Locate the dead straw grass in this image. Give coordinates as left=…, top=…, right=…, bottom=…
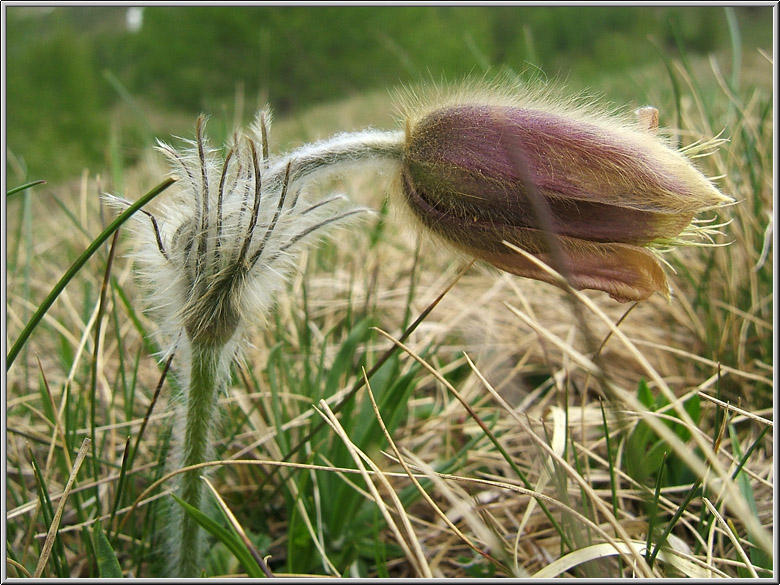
left=6, top=49, right=773, bottom=578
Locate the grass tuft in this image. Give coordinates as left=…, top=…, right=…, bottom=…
left=5, top=34, right=772, bottom=577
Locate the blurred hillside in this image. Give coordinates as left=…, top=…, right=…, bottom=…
left=4, top=5, right=773, bottom=183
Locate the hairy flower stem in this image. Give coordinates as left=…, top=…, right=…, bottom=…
left=170, top=341, right=232, bottom=577
left=265, top=130, right=405, bottom=192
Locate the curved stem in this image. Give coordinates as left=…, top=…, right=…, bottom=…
left=265, top=129, right=405, bottom=193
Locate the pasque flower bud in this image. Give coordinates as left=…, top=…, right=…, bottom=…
left=400, top=98, right=732, bottom=302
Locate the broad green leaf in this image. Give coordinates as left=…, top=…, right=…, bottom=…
left=94, top=524, right=123, bottom=578
left=170, top=494, right=264, bottom=578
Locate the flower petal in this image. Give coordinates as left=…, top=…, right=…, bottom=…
left=468, top=227, right=668, bottom=303
left=404, top=162, right=695, bottom=244
left=403, top=170, right=667, bottom=301
left=407, top=105, right=730, bottom=217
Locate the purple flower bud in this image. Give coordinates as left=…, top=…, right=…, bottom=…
left=401, top=104, right=731, bottom=302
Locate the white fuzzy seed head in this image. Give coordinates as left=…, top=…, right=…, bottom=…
left=123, top=110, right=368, bottom=352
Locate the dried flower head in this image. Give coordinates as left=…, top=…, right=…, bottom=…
left=397, top=82, right=733, bottom=301
left=114, top=111, right=367, bottom=353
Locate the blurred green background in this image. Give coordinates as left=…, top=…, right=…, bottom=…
left=5, top=5, right=773, bottom=183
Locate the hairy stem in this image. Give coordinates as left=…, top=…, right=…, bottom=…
left=169, top=341, right=229, bottom=577
left=265, top=129, right=405, bottom=193
left=162, top=129, right=406, bottom=576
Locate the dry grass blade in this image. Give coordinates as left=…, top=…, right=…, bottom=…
left=532, top=539, right=721, bottom=578
left=7, top=557, right=33, bottom=578
left=701, top=497, right=758, bottom=578
left=36, top=358, right=74, bottom=477
left=514, top=415, right=656, bottom=577
left=315, top=399, right=433, bottom=578
left=517, top=405, right=566, bottom=549
left=130, top=351, right=174, bottom=465
left=463, top=352, right=566, bottom=547
left=55, top=490, right=170, bottom=536
left=285, top=460, right=341, bottom=576
left=33, top=437, right=91, bottom=578
left=401, top=451, right=511, bottom=574
left=115, top=455, right=343, bottom=574
left=461, top=353, right=559, bottom=571
left=390, top=459, right=670, bottom=575
left=258, top=259, right=473, bottom=480
left=632, top=339, right=772, bottom=386
left=502, top=303, right=600, bottom=374
left=697, top=391, right=773, bottom=427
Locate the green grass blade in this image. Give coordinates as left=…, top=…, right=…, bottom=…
left=7, top=177, right=175, bottom=369
left=108, top=283, right=132, bottom=420
left=667, top=17, right=705, bottom=116
left=646, top=451, right=667, bottom=568
left=90, top=230, right=120, bottom=489
left=724, top=7, right=741, bottom=95
left=599, top=400, right=623, bottom=576
left=50, top=192, right=93, bottom=240
left=94, top=523, right=123, bottom=578
left=6, top=542, right=33, bottom=578
left=599, top=400, right=620, bottom=520
left=205, top=479, right=273, bottom=577
left=103, top=69, right=153, bottom=135
left=112, top=277, right=162, bottom=359
left=170, top=494, right=265, bottom=578
left=129, top=353, right=173, bottom=470
left=648, top=477, right=701, bottom=567
left=261, top=262, right=470, bottom=499
left=7, top=179, right=46, bottom=198
left=649, top=36, right=683, bottom=143
left=108, top=437, right=132, bottom=538
left=730, top=425, right=770, bottom=483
